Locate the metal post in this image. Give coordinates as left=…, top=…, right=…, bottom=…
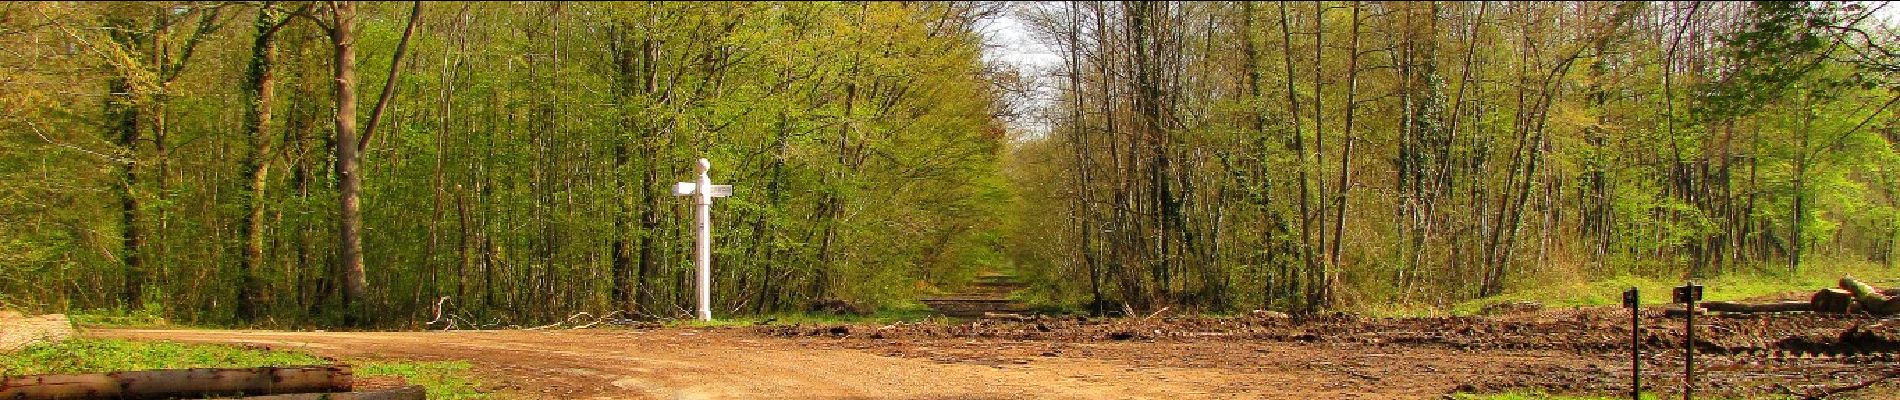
left=1624, top=287, right=1641, bottom=400
left=1683, top=293, right=1694, bottom=400
left=1673, top=282, right=1701, bottom=400
left=694, top=159, right=713, bottom=322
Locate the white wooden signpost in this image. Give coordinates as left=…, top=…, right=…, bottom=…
left=673, top=158, right=731, bottom=321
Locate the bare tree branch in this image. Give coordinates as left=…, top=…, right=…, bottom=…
left=359, top=1, right=422, bottom=152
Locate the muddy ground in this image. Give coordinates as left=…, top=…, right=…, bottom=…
left=95, top=306, right=1900, bottom=399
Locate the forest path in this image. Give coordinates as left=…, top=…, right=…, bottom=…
left=90, top=328, right=1260, bottom=399
left=920, top=271, right=1031, bottom=317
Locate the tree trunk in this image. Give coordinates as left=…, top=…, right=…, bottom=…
left=634, top=26, right=661, bottom=315
left=330, top=2, right=368, bottom=319
left=327, top=1, right=419, bottom=324
left=1278, top=2, right=1320, bottom=311
left=609, top=20, right=641, bottom=315
left=102, top=12, right=148, bottom=311
left=110, top=78, right=146, bottom=311
left=1064, top=2, right=1103, bottom=315
left=611, top=142, right=635, bottom=313
left=1329, top=1, right=1363, bottom=269
left=238, top=5, right=286, bottom=322
left=1791, top=99, right=1812, bottom=273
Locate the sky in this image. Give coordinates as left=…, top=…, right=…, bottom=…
left=983, top=5, right=1061, bottom=70
left=978, top=3, right=1060, bottom=140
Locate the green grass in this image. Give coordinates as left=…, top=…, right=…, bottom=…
left=356, top=360, right=489, bottom=400
left=0, top=339, right=491, bottom=399
left=1453, top=260, right=1897, bottom=316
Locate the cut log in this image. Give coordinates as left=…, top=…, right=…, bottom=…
left=1702, top=301, right=1814, bottom=313
left=237, top=385, right=426, bottom=400
left=1840, top=276, right=1890, bottom=304
left=1813, top=288, right=1855, bottom=313
left=1841, top=276, right=1899, bottom=315
left=0, top=365, right=350, bottom=400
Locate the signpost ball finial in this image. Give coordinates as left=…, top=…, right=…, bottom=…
left=697, top=158, right=711, bottom=172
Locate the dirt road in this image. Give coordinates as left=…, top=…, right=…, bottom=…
left=90, top=308, right=1900, bottom=399
left=92, top=328, right=1253, bottom=399
left=91, top=327, right=1566, bottom=399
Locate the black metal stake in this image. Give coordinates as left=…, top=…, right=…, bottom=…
left=1674, top=282, right=1702, bottom=400
left=1624, top=287, right=1641, bottom=400
left=1684, top=294, right=1693, bottom=400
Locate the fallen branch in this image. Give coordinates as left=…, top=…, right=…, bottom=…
left=527, top=312, right=597, bottom=330
left=427, top=296, right=453, bottom=330
left=1145, top=307, right=1171, bottom=321
left=527, top=311, right=640, bottom=330
left=572, top=310, right=629, bottom=329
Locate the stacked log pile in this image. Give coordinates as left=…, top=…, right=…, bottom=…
left=1702, top=276, right=1900, bottom=315
left=0, top=365, right=425, bottom=400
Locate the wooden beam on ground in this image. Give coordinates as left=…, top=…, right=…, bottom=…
left=0, top=365, right=350, bottom=400
left=236, top=385, right=426, bottom=400
left=1702, top=301, right=1813, bottom=313
left=1662, top=306, right=1706, bottom=318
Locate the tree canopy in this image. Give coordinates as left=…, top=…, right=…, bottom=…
left=0, top=1, right=1895, bottom=325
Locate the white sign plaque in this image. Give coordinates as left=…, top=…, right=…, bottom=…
left=673, top=182, right=732, bottom=198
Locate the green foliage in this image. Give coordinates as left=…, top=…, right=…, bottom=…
left=0, top=2, right=1011, bottom=327
left=1011, top=2, right=1900, bottom=315
left=1, top=2, right=1895, bottom=323
left=68, top=303, right=172, bottom=328
left=1696, top=1, right=1838, bottom=119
